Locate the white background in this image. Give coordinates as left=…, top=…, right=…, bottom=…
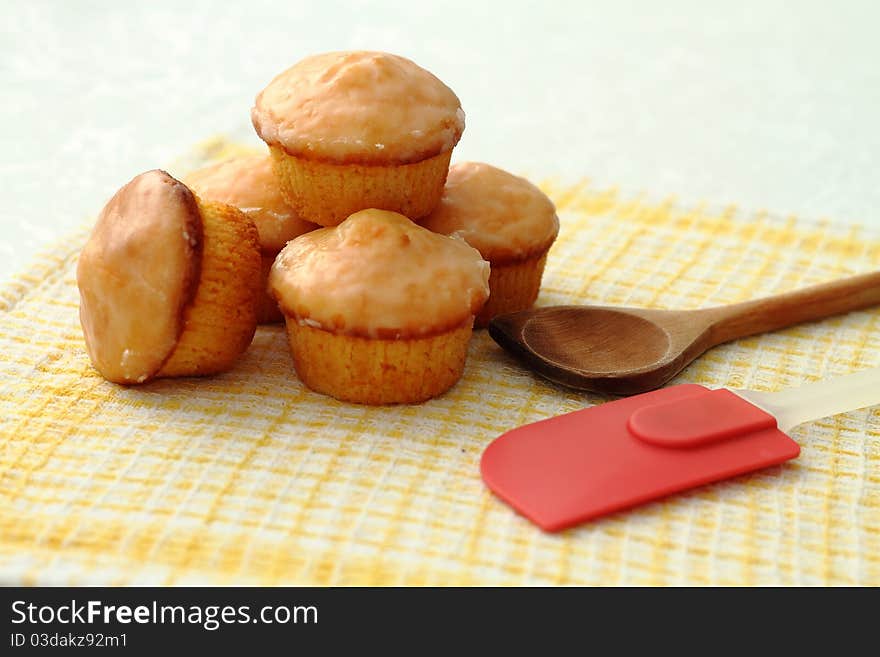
left=2, top=0, right=879, bottom=283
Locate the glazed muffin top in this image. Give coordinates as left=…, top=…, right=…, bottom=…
left=77, top=170, right=202, bottom=384
left=251, top=51, right=465, bottom=165
left=268, top=209, right=489, bottom=339
left=184, top=155, right=316, bottom=253
left=421, top=162, right=559, bottom=264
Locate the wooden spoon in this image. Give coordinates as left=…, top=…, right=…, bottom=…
left=488, top=270, right=880, bottom=395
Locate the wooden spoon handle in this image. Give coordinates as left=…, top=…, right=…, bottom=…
left=703, top=270, right=880, bottom=345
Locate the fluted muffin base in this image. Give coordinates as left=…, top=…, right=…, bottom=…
left=282, top=319, right=474, bottom=404
left=475, top=252, right=548, bottom=328
left=158, top=200, right=262, bottom=377
left=270, top=146, right=452, bottom=226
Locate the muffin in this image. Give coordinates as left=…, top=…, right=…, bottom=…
left=184, top=155, right=318, bottom=323
left=268, top=209, right=489, bottom=404
left=77, top=170, right=262, bottom=384
left=252, top=51, right=465, bottom=227
left=421, top=162, right=559, bottom=327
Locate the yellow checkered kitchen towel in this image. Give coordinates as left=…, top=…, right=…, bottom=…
left=1, top=139, right=879, bottom=585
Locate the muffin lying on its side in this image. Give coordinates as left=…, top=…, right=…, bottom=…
left=77, top=170, right=262, bottom=384
left=268, top=209, right=489, bottom=404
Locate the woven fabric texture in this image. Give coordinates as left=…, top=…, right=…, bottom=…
left=1, top=139, right=878, bottom=585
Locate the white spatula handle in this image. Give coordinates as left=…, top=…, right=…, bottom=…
left=734, top=367, right=880, bottom=432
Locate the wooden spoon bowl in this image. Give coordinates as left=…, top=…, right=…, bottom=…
left=489, top=271, right=880, bottom=395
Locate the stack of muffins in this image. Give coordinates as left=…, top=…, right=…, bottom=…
left=77, top=51, right=559, bottom=404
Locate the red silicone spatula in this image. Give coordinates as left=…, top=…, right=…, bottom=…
left=481, top=367, right=880, bottom=531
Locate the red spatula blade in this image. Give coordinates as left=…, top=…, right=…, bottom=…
left=480, top=384, right=800, bottom=531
